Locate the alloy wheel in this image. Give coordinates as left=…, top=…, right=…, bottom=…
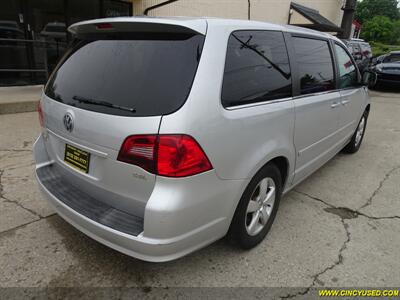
left=355, top=116, right=365, bottom=147
left=245, top=177, right=276, bottom=236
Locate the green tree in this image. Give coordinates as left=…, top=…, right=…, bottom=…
left=355, top=0, right=400, bottom=24
left=361, top=15, right=397, bottom=43
left=393, top=19, right=400, bottom=44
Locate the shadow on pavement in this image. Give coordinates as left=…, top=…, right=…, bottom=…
left=371, top=84, right=400, bottom=93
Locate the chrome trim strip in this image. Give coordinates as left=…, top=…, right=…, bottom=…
left=292, top=90, right=340, bottom=100
left=47, top=129, right=109, bottom=158
left=225, top=97, right=293, bottom=110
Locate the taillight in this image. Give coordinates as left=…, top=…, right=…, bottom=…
left=117, top=135, right=157, bottom=174
left=157, top=135, right=212, bottom=177
left=117, top=134, right=213, bottom=177
left=38, top=101, right=44, bottom=127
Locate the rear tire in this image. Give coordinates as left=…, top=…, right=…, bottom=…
left=343, top=110, right=368, bottom=154
left=229, top=163, right=282, bottom=249
left=368, top=78, right=377, bottom=90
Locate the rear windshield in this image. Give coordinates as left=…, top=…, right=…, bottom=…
left=45, top=32, right=205, bottom=116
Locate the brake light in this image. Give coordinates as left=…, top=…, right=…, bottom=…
left=117, top=134, right=213, bottom=177
left=38, top=101, right=44, bottom=127
left=96, top=23, right=113, bottom=30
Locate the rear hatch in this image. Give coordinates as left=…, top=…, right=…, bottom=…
left=41, top=18, right=206, bottom=218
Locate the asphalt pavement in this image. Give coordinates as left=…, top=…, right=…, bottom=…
left=0, top=90, right=399, bottom=298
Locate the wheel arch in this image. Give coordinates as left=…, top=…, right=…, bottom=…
left=268, top=156, right=290, bottom=188
left=230, top=154, right=290, bottom=222
left=365, top=103, right=371, bottom=115
left=227, top=155, right=289, bottom=241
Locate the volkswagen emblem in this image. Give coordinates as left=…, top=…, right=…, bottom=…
left=63, top=113, right=74, bottom=132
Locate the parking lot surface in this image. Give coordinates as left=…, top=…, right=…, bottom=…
left=0, top=90, right=399, bottom=296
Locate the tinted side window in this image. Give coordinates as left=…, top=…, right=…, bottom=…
left=221, top=31, right=292, bottom=107
left=293, top=37, right=335, bottom=95
left=384, top=54, right=400, bottom=63
left=334, top=44, right=358, bottom=89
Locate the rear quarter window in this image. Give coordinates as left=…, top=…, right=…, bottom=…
left=45, top=32, right=205, bottom=117
left=221, top=30, right=292, bottom=107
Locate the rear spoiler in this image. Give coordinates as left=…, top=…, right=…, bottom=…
left=68, top=17, right=207, bottom=37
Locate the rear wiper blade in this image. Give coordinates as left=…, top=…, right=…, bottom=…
left=72, top=95, right=136, bottom=113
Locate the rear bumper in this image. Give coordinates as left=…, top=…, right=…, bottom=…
left=34, top=134, right=247, bottom=262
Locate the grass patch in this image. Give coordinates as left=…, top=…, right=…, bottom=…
left=370, top=41, right=400, bottom=57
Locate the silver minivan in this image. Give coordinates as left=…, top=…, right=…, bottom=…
left=34, top=17, right=371, bottom=262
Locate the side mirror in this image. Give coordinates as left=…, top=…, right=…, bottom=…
left=361, top=71, right=377, bottom=88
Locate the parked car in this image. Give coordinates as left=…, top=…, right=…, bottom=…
left=37, top=22, right=67, bottom=76
left=0, top=20, right=24, bottom=39
left=343, top=38, right=372, bottom=72
left=0, top=20, right=29, bottom=83
left=34, top=17, right=372, bottom=262
left=369, top=51, right=400, bottom=88
left=40, top=22, right=67, bottom=41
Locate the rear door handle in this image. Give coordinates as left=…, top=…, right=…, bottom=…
left=341, top=99, right=350, bottom=105
left=331, top=102, right=340, bottom=108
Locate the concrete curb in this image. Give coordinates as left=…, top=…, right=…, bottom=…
left=0, top=85, right=42, bottom=115
left=0, top=100, right=39, bottom=115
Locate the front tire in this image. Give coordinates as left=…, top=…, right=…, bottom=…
left=229, top=163, right=282, bottom=249
left=343, top=110, right=368, bottom=154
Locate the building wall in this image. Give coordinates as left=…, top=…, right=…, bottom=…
left=132, top=0, right=344, bottom=26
